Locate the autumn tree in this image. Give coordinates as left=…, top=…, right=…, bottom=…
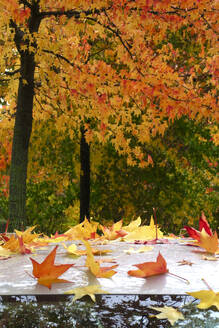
left=0, top=0, right=218, bottom=230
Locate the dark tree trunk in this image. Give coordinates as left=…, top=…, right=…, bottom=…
left=9, top=57, right=35, bottom=230
left=9, top=7, right=41, bottom=230
left=80, top=126, right=90, bottom=222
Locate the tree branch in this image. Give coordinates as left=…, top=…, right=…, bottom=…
left=39, top=6, right=111, bottom=19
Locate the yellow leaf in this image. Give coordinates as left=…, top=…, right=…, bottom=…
left=124, top=217, right=163, bottom=242
left=65, top=218, right=99, bottom=240
left=100, top=219, right=124, bottom=240
left=15, top=226, right=39, bottom=244
left=150, top=306, right=184, bottom=326
left=65, top=285, right=108, bottom=302
left=187, top=290, right=219, bottom=310
left=0, top=246, right=13, bottom=257
left=63, top=243, right=111, bottom=256
left=124, top=246, right=153, bottom=254
left=43, top=236, right=68, bottom=243
left=196, top=230, right=219, bottom=254
left=83, top=240, right=117, bottom=278
left=123, top=217, right=142, bottom=232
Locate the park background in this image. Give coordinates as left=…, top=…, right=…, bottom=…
left=0, top=0, right=218, bottom=235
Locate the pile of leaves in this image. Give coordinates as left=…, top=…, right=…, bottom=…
left=0, top=213, right=218, bottom=326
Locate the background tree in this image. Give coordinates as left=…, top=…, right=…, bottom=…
left=0, top=0, right=218, bottom=230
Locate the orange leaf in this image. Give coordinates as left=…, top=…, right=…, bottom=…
left=128, top=252, right=168, bottom=278
left=30, top=245, right=74, bottom=289
left=2, top=234, right=31, bottom=254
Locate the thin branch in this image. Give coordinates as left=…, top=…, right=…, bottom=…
left=43, top=49, right=75, bottom=68
left=39, top=6, right=111, bottom=19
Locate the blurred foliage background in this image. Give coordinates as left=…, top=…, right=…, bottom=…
left=0, top=116, right=218, bottom=235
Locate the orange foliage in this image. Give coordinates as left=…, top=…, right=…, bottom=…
left=0, top=0, right=218, bottom=166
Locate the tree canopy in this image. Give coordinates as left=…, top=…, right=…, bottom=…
left=0, top=0, right=218, bottom=228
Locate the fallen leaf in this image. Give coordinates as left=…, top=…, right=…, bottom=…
left=2, top=235, right=32, bottom=254
left=128, top=252, right=168, bottom=278
left=100, top=219, right=125, bottom=240
left=196, top=230, right=219, bottom=254
left=30, top=245, right=74, bottom=289
left=124, top=217, right=164, bottom=242
left=96, top=257, right=117, bottom=264
left=0, top=246, right=13, bottom=257
left=65, top=285, right=108, bottom=302
left=123, top=217, right=142, bottom=232
left=65, top=218, right=99, bottom=240
left=187, top=290, right=219, bottom=310
left=63, top=243, right=111, bottom=256
left=83, top=240, right=118, bottom=278
left=42, top=236, right=68, bottom=243
left=15, top=226, right=39, bottom=244
left=149, top=306, right=184, bottom=326
left=184, top=212, right=213, bottom=242
left=124, top=246, right=153, bottom=254
left=202, top=255, right=218, bottom=261
left=177, top=259, right=193, bottom=266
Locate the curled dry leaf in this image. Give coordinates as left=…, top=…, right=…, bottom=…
left=177, top=259, right=193, bottom=266
left=128, top=252, right=168, bottom=278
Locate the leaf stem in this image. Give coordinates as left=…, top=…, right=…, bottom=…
left=168, top=272, right=190, bottom=284
left=201, top=278, right=213, bottom=290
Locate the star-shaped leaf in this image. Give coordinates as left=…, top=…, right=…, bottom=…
left=150, top=306, right=184, bottom=326
left=187, top=290, right=219, bottom=310
left=65, top=285, right=108, bottom=302
left=196, top=230, right=219, bottom=254
left=30, top=245, right=74, bottom=289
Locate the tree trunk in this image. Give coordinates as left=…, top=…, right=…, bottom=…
left=9, top=56, right=35, bottom=230
left=80, top=127, right=90, bottom=222
left=9, top=9, right=41, bottom=230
